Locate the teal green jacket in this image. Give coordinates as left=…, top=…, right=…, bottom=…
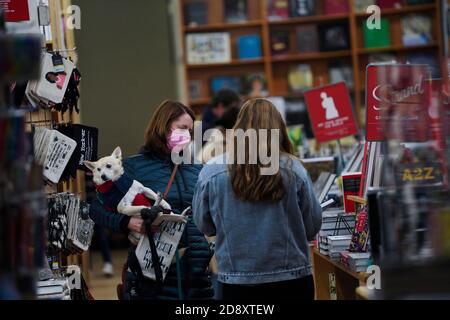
left=89, top=149, right=213, bottom=300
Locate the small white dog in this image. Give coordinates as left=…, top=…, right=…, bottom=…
left=84, top=147, right=171, bottom=244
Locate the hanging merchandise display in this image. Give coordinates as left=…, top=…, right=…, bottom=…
left=33, top=127, right=77, bottom=184
left=47, top=193, right=94, bottom=253
left=25, top=52, right=82, bottom=113
left=33, top=123, right=98, bottom=184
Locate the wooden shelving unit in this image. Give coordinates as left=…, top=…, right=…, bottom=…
left=179, top=0, right=445, bottom=126
left=312, top=248, right=369, bottom=300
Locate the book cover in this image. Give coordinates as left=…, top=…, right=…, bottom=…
left=401, top=14, right=432, bottom=46
left=349, top=205, right=370, bottom=252
left=268, top=0, right=289, bottom=20
left=289, top=0, right=316, bottom=17
left=237, top=35, right=262, bottom=59
left=318, top=23, right=350, bottom=51
left=377, top=0, right=401, bottom=8
left=342, top=172, right=362, bottom=214
left=224, top=0, right=248, bottom=23
left=329, top=63, right=354, bottom=89
left=186, top=33, right=231, bottom=64
left=188, top=80, right=202, bottom=100
left=243, top=73, right=268, bottom=98
left=301, top=157, right=336, bottom=182
left=183, top=2, right=208, bottom=27
left=406, top=0, right=434, bottom=4
left=353, top=0, right=375, bottom=13
left=363, top=17, right=391, bottom=48
left=296, top=24, right=319, bottom=54
left=314, top=172, right=337, bottom=204
left=323, top=0, right=349, bottom=15
left=288, top=64, right=313, bottom=92
left=271, top=31, right=290, bottom=55
left=210, top=76, right=242, bottom=95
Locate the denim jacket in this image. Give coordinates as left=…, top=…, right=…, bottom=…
left=192, top=154, right=322, bottom=285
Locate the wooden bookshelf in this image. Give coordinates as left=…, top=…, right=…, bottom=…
left=179, top=0, right=445, bottom=127
left=312, top=248, right=369, bottom=300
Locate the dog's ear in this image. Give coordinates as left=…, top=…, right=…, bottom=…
left=84, top=160, right=96, bottom=172
left=112, top=146, right=122, bottom=159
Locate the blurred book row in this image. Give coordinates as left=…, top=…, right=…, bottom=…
left=184, top=0, right=435, bottom=26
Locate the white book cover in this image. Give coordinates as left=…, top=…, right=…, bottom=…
left=186, top=33, right=231, bottom=64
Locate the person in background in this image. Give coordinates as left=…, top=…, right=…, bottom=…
left=202, top=89, right=241, bottom=136
left=89, top=101, right=213, bottom=300
left=85, top=173, right=114, bottom=277
left=193, top=99, right=322, bottom=300
left=201, top=105, right=240, bottom=164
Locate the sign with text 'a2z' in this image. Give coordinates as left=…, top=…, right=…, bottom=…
left=304, top=82, right=359, bottom=143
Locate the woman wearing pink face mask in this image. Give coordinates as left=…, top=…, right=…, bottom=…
left=89, top=100, right=214, bottom=300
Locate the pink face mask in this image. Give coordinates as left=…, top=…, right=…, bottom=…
left=167, top=128, right=191, bottom=152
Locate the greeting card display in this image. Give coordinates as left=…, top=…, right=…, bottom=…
left=304, top=82, right=358, bottom=143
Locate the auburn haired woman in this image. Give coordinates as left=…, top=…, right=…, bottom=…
left=193, top=99, right=322, bottom=300
left=89, top=100, right=213, bottom=300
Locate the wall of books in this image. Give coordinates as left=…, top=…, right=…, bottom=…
left=180, top=0, right=444, bottom=128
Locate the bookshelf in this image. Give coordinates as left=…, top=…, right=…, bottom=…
left=179, top=0, right=446, bottom=125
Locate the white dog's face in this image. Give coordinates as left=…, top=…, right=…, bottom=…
left=84, top=147, right=124, bottom=185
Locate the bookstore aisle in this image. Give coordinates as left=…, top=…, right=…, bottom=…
left=1, top=0, right=450, bottom=303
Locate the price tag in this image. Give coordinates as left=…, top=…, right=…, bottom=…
left=52, top=53, right=65, bottom=73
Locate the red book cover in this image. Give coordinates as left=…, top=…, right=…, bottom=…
left=268, top=0, right=289, bottom=20
left=0, top=0, right=30, bottom=22
left=323, top=0, right=349, bottom=15
left=342, top=172, right=362, bottom=214
left=377, top=0, right=401, bottom=9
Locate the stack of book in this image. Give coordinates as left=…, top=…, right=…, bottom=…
left=318, top=209, right=356, bottom=258
left=36, top=279, right=71, bottom=300
left=327, top=235, right=353, bottom=261
left=340, top=252, right=371, bottom=273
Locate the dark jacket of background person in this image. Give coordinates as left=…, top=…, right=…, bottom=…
left=89, top=148, right=214, bottom=300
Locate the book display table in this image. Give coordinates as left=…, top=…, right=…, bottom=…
left=312, top=248, right=369, bottom=300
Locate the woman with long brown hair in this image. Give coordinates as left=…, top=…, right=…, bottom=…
left=193, top=99, right=322, bottom=300
left=89, top=100, right=214, bottom=300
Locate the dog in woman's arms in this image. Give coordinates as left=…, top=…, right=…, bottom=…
left=84, top=146, right=176, bottom=245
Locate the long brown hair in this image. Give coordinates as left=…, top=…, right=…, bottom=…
left=144, top=100, right=195, bottom=155
left=229, top=99, right=294, bottom=202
